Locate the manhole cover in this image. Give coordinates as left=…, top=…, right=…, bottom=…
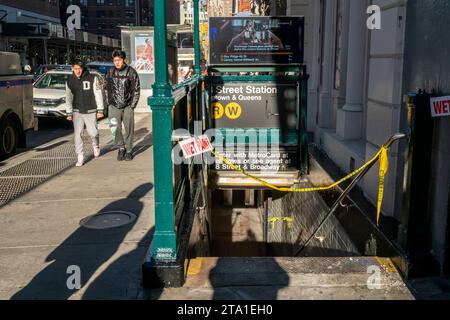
left=80, top=211, right=137, bottom=229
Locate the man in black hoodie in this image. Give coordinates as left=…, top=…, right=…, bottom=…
left=105, top=50, right=141, bottom=161
left=66, top=59, right=104, bottom=167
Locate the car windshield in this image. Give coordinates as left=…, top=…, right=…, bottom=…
left=87, top=65, right=112, bottom=76
left=33, top=74, right=69, bottom=90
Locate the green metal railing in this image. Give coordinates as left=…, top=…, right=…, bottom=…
left=146, top=0, right=203, bottom=267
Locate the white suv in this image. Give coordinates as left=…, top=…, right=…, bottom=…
left=33, top=69, right=105, bottom=118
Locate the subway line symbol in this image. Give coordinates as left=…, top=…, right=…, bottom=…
left=225, top=102, right=242, bottom=119
left=212, top=102, right=224, bottom=119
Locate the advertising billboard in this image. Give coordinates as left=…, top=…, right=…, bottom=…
left=133, top=36, right=154, bottom=74
left=209, top=16, right=304, bottom=65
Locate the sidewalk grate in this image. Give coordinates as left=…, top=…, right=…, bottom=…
left=0, top=158, right=77, bottom=177
left=0, top=177, right=47, bottom=204
left=0, top=137, right=95, bottom=207
left=35, top=144, right=79, bottom=159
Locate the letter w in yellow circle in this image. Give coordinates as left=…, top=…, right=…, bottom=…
left=225, top=102, right=242, bottom=119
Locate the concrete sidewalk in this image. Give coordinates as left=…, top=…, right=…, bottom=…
left=0, top=114, right=154, bottom=300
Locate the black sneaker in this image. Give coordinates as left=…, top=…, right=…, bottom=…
left=124, top=152, right=134, bottom=161
left=117, top=148, right=126, bottom=161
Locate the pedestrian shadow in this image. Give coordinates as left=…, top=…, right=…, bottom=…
left=82, top=227, right=155, bottom=300
left=209, top=255, right=290, bottom=300
left=11, top=183, right=153, bottom=300
left=132, top=133, right=153, bottom=158
left=100, top=130, right=153, bottom=159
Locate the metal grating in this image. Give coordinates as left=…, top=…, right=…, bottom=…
left=0, top=135, right=96, bottom=207
left=0, top=158, right=76, bottom=177
left=0, top=177, right=47, bottom=204
left=35, top=144, right=78, bottom=159
left=267, top=181, right=360, bottom=257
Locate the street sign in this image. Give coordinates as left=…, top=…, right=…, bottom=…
left=430, top=96, right=450, bottom=118
left=179, top=135, right=213, bottom=159
left=211, top=83, right=297, bottom=128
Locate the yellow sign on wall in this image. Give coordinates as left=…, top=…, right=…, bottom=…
left=225, top=102, right=242, bottom=119
left=212, top=102, right=224, bottom=119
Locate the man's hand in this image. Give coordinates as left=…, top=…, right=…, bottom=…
left=67, top=115, right=73, bottom=122
left=97, top=112, right=104, bottom=120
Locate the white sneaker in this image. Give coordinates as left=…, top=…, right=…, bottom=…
left=75, top=155, right=84, bottom=167
left=93, top=146, right=101, bottom=158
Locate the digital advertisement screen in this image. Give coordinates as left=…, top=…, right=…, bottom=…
left=209, top=16, right=304, bottom=65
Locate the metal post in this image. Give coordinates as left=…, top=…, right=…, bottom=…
left=397, top=94, right=416, bottom=250
left=397, top=92, right=438, bottom=277
left=193, top=0, right=201, bottom=75
left=43, top=39, right=48, bottom=64
left=148, top=0, right=177, bottom=263
left=300, top=66, right=309, bottom=175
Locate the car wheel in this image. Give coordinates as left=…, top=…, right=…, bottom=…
left=0, top=118, right=19, bottom=160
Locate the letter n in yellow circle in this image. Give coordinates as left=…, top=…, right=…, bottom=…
left=225, top=102, right=242, bottom=119
left=212, top=102, right=224, bottom=119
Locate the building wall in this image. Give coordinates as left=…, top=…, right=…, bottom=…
left=0, top=0, right=60, bottom=24
left=288, top=0, right=408, bottom=220
left=287, top=0, right=450, bottom=271
left=362, top=0, right=407, bottom=220
left=0, top=0, right=60, bottom=19
left=208, top=0, right=233, bottom=17
left=58, top=0, right=178, bottom=39
left=180, top=0, right=208, bottom=25
left=286, top=0, right=319, bottom=132
left=59, top=0, right=138, bottom=39
left=401, top=0, right=450, bottom=271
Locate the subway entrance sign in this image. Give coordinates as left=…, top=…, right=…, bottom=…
left=211, top=83, right=297, bottom=129
left=206, top=16, right=308, bottom=182
left=210, top=82, right=300, bottom=172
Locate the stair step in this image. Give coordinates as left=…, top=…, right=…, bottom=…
left=174, top=257, right=412, bottom=299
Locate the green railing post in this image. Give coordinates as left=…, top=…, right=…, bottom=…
left=193, top=0, right=201, bottom=75
left=148, top=0, right=177, bottom=263
left=300, top=66, right=310, bottom=175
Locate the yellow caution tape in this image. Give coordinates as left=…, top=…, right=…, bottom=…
left=210, top=146, right=389, bottom=226
left=377, top=147, right=389, bottom=225
left=268, top=217, right=294, bottom=229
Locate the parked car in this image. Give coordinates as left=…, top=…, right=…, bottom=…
left=86, top=61, right=114, bottom=77
left=0, top=52, right=34, bottom=160
left=33, top=69, right=107, bottom=119
left=33, top=64, right=71, bottom=82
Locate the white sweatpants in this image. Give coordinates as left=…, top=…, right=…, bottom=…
left=73, top=112, right=99, bottom=157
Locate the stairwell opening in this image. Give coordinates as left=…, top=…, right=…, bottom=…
left=207, top=185, right=361, bottom=258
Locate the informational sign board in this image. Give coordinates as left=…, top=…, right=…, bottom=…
left=211, top=83, right=298, bottom=129
left=213, top=146, right=299, bottom=172
left=430, top=96, right=450, bottom=118
left=210, top=82, right=299, bottom=172
left=209, top=16, right=304, bottom=65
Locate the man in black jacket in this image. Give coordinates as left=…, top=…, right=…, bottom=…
left=106, top=50, right=141, bottom=161
left=66, top=59, right=104, bottom=167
